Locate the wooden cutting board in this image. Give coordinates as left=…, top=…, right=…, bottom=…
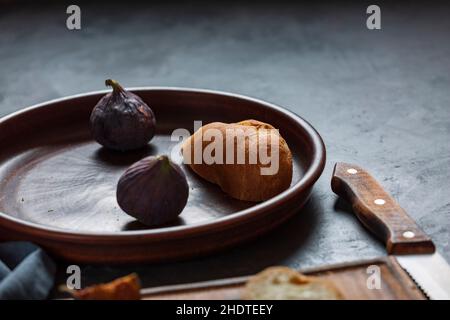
left=141, top=257, right=425, bottom=300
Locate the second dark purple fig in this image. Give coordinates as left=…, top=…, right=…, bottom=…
left=90, top=79, right=156, bottom=151
left=116, top=155, right=189, bottom=227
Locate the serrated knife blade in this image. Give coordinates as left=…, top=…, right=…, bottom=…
left=332, top=162, right=450, bottom=300
left=396, top=252, right=450, bottom=299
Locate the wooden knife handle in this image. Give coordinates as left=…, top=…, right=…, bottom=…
left=331, top=162, right=435, bottom=255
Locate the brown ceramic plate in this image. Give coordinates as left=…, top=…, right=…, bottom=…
left=0, top=88, right=325, bottom=264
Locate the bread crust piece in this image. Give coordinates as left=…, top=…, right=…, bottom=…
left=243, top=266, right=344, bottom=300
left=72, top=273, right=141, bottom=300
left=182, top=120, right=293, bottom=202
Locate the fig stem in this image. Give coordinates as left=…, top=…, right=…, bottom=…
left=105, top=79, right=124, bottom=93
left=158, top=155, right=171, bottom=171
left=158, top=155, right=169, bottom=163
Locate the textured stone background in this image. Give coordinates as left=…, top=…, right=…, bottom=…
left=1, top=1, right=449, bottom=294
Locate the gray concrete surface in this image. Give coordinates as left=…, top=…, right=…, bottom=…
left=1, top=1, right=449, bottom=294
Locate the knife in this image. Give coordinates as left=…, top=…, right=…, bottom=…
left=331, top=162, right=450, bottom=300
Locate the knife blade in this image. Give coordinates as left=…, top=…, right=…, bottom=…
left=331, top=162, right=450, bottom=300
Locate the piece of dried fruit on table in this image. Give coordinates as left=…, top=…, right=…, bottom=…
left=182, top=119, right=293, bottom=202
left=116, top=155, right=189, bottom=226
left=242, top=266, right=343, bottom=300
left=90, top=79, right=156, bottom=151
left=72, top=273, right=141, bottom=300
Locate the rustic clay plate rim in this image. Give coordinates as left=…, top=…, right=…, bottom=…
left=0, top=87, right=326, bottom=242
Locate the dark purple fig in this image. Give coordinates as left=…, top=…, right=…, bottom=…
left=90, top=79, right=156, bottom=151
left=116, top=155, right=189, bottom=226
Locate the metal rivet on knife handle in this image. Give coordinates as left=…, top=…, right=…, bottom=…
left=331, top=162, right=435, bottom=255
left=403, top=231, right=415, bottom=239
